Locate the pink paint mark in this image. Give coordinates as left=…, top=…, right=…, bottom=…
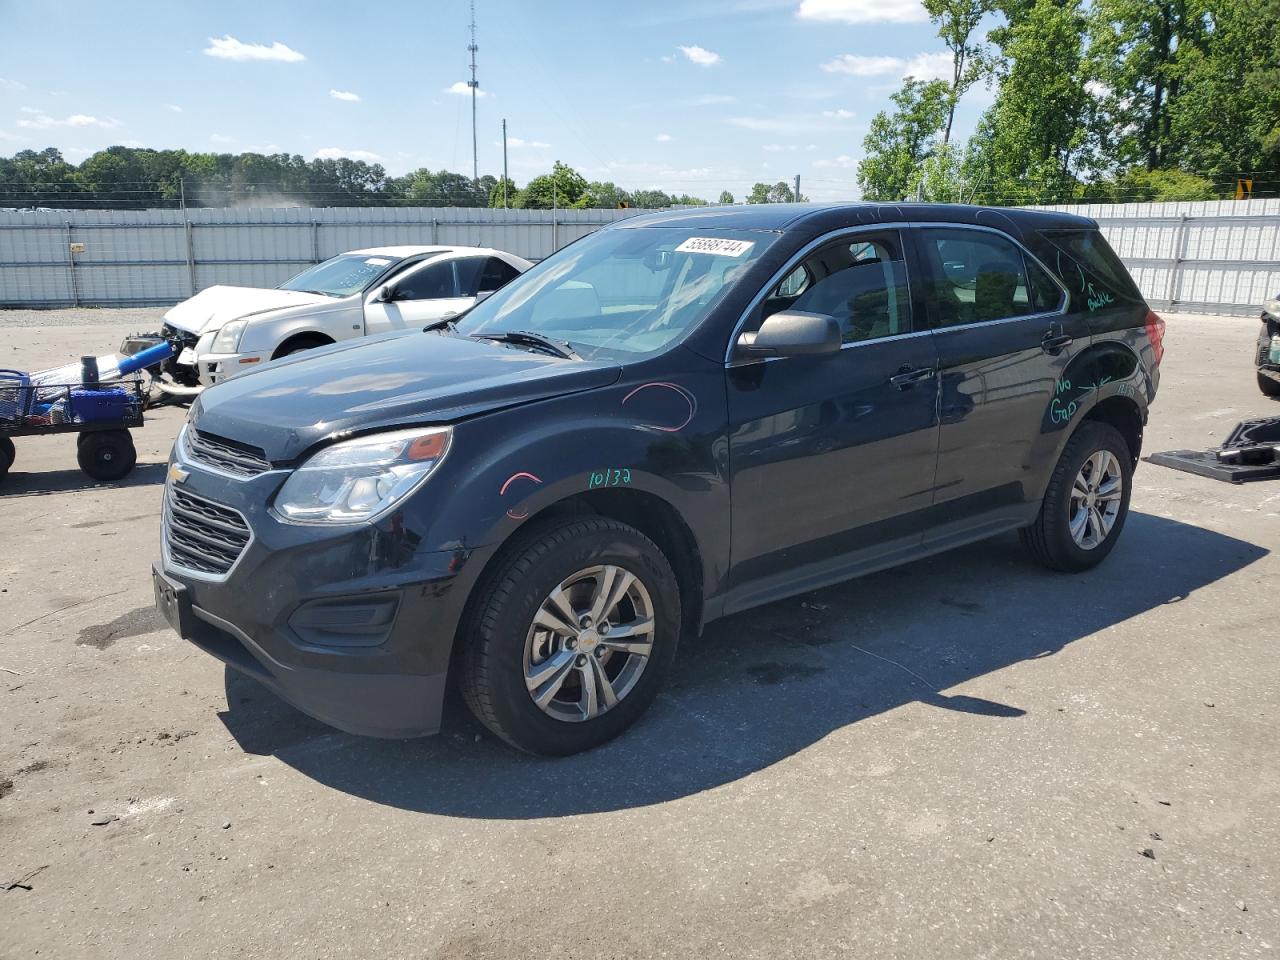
left=500, top=471, right=542, bottom=496
left=500, top=471, right=543, bottom=521
left=621, top=381, right=697, bottom=433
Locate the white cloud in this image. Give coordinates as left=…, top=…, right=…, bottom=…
left=806, top=143, right=818, bottom=151
left=655, top=133, right=672, bottom=142
left=730, top=112, right=855, bottom=134
left=814, top=154, right=858, bottom=168
left=763, top=143, right=787, bottom=152
left=165, top=104, right=183, bottom=113
left=0, top=78, right=24, bottom=91
left=822, top=108, right=855, bottom=119
left=903, top=52, right=953, bottom=81
left=445, top=81, right=488, bottom=97
left=797, top=0, right=927, bottom=23
left=820, top=51, right=952, bottom=81
left=329, top=89, right=360, bottom=102
left=687, top=93, right=737, bottom=106
left=506, top=136, right=551, bottom=149
left=119, top=139, right=145, bottom=148
left=678, top=44, right=722, bottom=66
left=209, top=133, right=236, bottom=144
left=203, top=35, right=306, bottom=63
left=17, top=108, right=120, bottom=129
left=821, top=54, right=904, bottom=76
left=315, top=147, right=382, bottom=162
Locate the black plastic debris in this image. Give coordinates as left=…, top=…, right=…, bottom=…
left=1148, top=416, right=1280, bottom=483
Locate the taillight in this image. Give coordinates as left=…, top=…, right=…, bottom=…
left=1145, top=309, right=1165, bottom=365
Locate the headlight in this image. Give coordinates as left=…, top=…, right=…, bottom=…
left=211, top=320, right=248, bottom=353
left=274, top=427, right=451, bottom=524
left=1264, top=297, right=1280, bottom=318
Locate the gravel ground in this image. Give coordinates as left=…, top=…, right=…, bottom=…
left=0, top=306, right=170, bottom=330
left=1, top=313, right=1278, bottom=960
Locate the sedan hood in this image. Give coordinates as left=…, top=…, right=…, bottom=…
left=164, top=285, right=334, bottom=335
left=192, top=332, right=622, bottom=461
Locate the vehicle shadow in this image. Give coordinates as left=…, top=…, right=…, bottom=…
left=0, top=461, right=167, bottom=498
left=218, top=511, right=1266, bottom=818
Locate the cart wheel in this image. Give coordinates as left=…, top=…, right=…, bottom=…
left=0, top=435, right=14, bottom=478
left=77, top=430, right=136, bottom=482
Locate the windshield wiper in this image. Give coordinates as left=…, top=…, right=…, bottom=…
left=470, top=330, right=581, bottom=360
left=422, top=317, right=458, bottom=334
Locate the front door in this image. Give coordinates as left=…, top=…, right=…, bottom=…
left=912, top=225, right=1081, bottom=541
left=363, top=258, right=476, bottom=334
left=725, top=229, right=941, bottom=607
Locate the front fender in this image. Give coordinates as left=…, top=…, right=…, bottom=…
left=393, top=359, right=731, bottom=608
left=237, top=303, right=362, bottom=355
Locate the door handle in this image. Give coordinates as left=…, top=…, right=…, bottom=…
left=889, top=365, right=937, bottom=389
left=1041, top=331, right=1073, bottom=354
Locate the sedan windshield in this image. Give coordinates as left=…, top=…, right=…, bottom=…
left=454, top=227, right=777, bottom=359
left=279, top=253, right=403, bottom=298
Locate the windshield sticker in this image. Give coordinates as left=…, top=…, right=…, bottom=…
left=674, top=237, right=755, bottom=257
left=364, top=257, right=392, bottom=266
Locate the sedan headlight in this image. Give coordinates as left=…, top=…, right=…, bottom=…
left=274, top=427, right=452, bottom=524
left=211, top=319, right=249, bottom=353
left=1264, top=296, right=1280, bottom=318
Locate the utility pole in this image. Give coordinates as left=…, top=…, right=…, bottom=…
left=794, top=174, right=801, bottom=203
left=467, top=0, right=479, bottom=185
left=502, top=118, right=509, bottom=208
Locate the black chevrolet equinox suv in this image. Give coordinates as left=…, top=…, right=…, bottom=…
left=154, top=203, right=1164, bottom=755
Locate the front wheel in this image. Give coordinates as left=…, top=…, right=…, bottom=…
left=0, top=435, right=14, bottom=478
left=459, top=516, right=681, bottom=755
left=1020, top=422, right=1133, bottom=572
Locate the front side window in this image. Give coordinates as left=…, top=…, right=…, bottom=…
left=758, top=232, right=912, bottom=344
left=394, top=259, right=456, bottom=301
left=455, top=227, right=777, bottom=359
left=921, top=228, right=1051, bottom=327
left=279, top=253, right=402, bottom=298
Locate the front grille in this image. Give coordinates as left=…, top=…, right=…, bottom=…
left=162, top=323, right=199, bottom=349
left=185, top=428, right=271, bottom=478
left=164, top=487, right=251, bottom=576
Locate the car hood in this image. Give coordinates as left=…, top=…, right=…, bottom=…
left=192, top=331, right=623, bottom=461
left=164, top=285, right=335, bottom=335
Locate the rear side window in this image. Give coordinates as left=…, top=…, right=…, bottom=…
left=761, top=232, right=912, bottom=344
left=919, top=228, right=1056, bottom=327
left=1041, top=230, right=1142, bottom=305
left=479, top=257, right=521, bottom=292
left=394, top=260, right=456, bottom=300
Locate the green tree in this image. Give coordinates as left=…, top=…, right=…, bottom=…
left=745, top=182, right=771, bottom=204
left=923, top=0, right=995, bottom=143
left=857, top=79, right=951, bottom=201
left=515, top=161, right=589, bottom=208
left=718, top=190, right=734, bottom=204
left=488, top=175, right=519, bottom=207
left=584, top=180, right=632, bottom=207
left=965, top=0, right=1091, bottom=204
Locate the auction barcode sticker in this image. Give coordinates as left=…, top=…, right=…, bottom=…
left=674, top=237, right=755, bottom=257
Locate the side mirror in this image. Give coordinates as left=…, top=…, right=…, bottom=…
left=376, top=284, right=394, bottom=303
left=737, top=310, right=841, bottom=358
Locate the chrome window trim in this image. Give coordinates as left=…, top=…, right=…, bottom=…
left=723, top=219, right=1071, bottom=365
left=161, top=485, right=255, bottom=583
left=724, top=222, right=916, bottom=365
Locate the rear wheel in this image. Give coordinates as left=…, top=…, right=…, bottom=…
left=1021, top=422, right=1133, bottom=572
left=76, top=429, right=136, bottom=482
left=459, top=516, right=681, bottom=755
left=0, top=435, right=14, bottom=478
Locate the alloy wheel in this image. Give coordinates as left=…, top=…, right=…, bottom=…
left=523, top=564, right=655, bottom=723
left=1069, top=450, right=1123, bottom=550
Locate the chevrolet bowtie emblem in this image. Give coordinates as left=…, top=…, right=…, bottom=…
left=168, top=463, right=190, bottom=485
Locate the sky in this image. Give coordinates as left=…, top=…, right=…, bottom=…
left=0, top=0, right=998, bottom=202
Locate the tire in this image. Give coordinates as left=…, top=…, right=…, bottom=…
left=459, top=516, right=681, bottom=756
left=1020, top=421, right=1133, bottom=573
left=76, top=429, right=137, bottom=482
left=1259, top=371, right=1280, bottom=399
left=0, top=435, right=14, bottom=478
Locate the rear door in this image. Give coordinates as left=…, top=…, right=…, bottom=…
left=363, top=258, right=474, bottom=334
left=725, top=228, right=942, bottom=602
left=913, top=225, right=1078, bottom=541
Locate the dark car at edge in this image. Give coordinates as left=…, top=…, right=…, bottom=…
left=153, top=202, right=1165, bottom=755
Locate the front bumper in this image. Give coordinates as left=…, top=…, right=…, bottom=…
left=193, top=349, right=270, bottom=388
left=154, top=457, right=479, bottom=738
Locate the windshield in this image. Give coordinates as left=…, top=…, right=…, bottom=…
left=454, top=227, right=777, bottom=359
left=279, top=253, right=403, bottom=298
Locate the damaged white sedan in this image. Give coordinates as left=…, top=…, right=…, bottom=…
left=128, top=245, right=530, bottom=395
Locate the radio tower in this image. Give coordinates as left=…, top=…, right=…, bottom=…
left=467, top=1, right=479, bottom=185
